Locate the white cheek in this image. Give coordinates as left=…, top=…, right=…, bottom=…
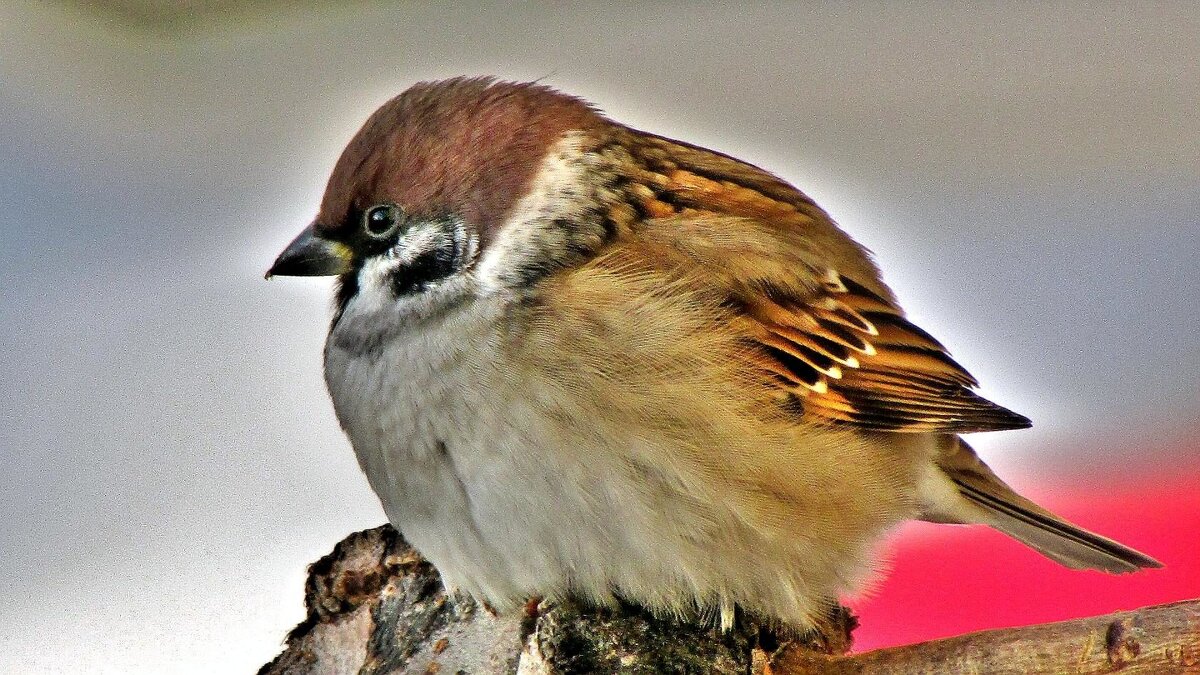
left=354, top=256, right=401, bottom=309
left=354, top=226, right=444, bottom=300
left=394, top=227, right=444, bottom=262
left=345, top=244, right=481, bottom=329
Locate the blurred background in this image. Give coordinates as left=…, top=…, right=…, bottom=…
left=1, top=1, right=1197, bottom=672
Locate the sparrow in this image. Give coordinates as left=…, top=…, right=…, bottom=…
left=267, top=77, right=1160, bottom=630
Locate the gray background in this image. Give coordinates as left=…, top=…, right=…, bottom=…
left=2, top=2, right=1197, bottom=672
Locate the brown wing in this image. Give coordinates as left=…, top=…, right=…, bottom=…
left=736, top=268, right=1030, bottom=432
left=616, top=128, right=1030, bottom=433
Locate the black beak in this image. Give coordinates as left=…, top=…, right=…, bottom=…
left=265, top=225, right=352, bottom=279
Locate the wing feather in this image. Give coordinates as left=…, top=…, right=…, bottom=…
left=618, top=131, right=1030, bottom=434
left=741, top=270, right=1029, bottom=432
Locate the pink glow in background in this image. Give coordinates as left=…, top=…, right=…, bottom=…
left=851, top=439, right=1200, bottom=651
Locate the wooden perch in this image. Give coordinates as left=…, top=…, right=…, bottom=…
left=261, top=525, right=1198, bottom=674
left=776, top=599, right=1200, bottom=674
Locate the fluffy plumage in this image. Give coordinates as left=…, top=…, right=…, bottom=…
left=269, top=77, right=1160, bottom=629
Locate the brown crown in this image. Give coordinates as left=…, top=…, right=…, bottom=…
left=315, top=77, right=603, bottom=246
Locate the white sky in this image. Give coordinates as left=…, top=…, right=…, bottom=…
left=1, top=1, right=1197, bottom=672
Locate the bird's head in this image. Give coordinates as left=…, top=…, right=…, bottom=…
left=266, top=76, right=609, bottom=312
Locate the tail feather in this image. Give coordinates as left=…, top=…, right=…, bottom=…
left=928, top=438, right=1162, bottom=573
left=953, top=476, right=1161, bottom=573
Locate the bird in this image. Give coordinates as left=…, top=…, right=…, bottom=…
left=267, top=76, right=1160, bottom=630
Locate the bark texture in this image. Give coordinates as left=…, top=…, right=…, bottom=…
left=261, top=525, right=1199, bottom=674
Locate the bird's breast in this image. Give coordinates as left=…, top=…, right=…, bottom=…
left=319, top=285, right=926, bottom=624
left=322, top=293, right=622, bottom=603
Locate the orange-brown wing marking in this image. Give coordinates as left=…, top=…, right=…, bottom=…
left=743, top=270, right=1031, bottom=433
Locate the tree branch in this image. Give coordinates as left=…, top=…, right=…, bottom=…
left=261, top=525, right=1198, bottom=674
left=776, top=597, right=1200, bottom=674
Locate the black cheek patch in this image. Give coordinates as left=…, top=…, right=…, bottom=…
left=392, top=246, right=458, bottom=297
left=332, top=264, right=364, bottom=328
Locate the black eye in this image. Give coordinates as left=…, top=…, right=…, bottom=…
left=363, top=204, right=404, bottom=239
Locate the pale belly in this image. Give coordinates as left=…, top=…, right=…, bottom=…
left=326, top=328, right=727, bottom=610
